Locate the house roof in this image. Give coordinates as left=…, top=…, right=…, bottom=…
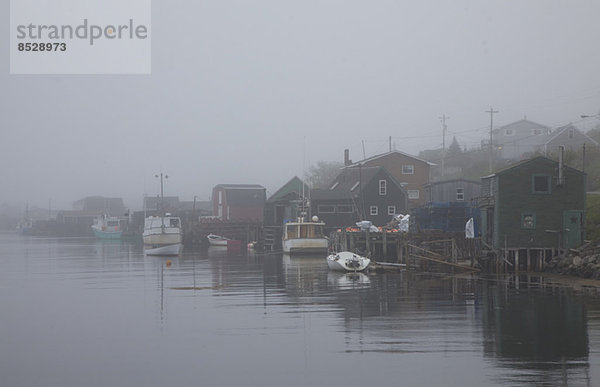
left=494, top=118, right=550, bottom=133
left=267, top=176, right=309, bottom=202
left=424, top=178, right=481, bottom=187
left=311, top=166, right=403, bottom=200
left=542, top=123, right=600, bottom=146
left=481, top=156, right=585, bottom=179
left=214, top=184, right=265, bottom=190
left=143, top=196, right=180, bottom=210
left=344, top=150, right=436, bottom=168
left=57, top=210, right=103, bottom=217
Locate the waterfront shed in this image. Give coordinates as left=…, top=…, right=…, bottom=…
left=478, top=156, right=585, bottom=250
left=212, top=184, right=266, bottom=221
left=424, top=178, right=481, bottom=203
left=264, top=176, right=310, bottom=226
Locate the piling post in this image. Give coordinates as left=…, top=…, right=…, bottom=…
left=383, top=230, right=387, bottom=258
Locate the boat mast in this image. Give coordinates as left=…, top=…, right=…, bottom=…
left=155, top=172, right=168, bottom=227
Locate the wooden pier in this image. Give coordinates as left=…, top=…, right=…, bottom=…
left=183, top=219, right=263, bottom=247
left=331, top=229, right=480, bottom=273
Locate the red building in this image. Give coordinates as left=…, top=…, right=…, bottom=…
left=212, top=184, right=266, bottom=221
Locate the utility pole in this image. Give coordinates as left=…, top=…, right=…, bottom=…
left=485, top=107, right=499, bottom=173
left=439, top=114, right=449, bottom=176
left=389, top=136, right=392, bottom=152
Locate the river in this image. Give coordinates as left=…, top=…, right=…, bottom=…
left=1, top=233, right=599, bottom=386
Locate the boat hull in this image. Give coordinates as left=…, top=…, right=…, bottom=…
left=207, top=234, right=229, bottom=246
left=143, top=233, right=183, bottom=256
left=144, top=243, right=183, bottom=256
left=326, top=252, right=370, bottom=272
left=93, top=229, right=123, bottom=240
left=282, top=238, right=328, bottom=254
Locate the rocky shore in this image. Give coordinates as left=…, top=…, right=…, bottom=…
left=544, top=244, right=600, bottom=279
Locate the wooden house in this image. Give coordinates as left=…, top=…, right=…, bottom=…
left=143, top=196, right=180, bottom=215
left=478, top=156, right=585, bottom=252
left=73, top=196, right=126, bottom=217
left=264, top=176, right=309, bottom=226
left=212, top=184, right=266, bottom=221
left=411, top=178, right=482, bottom=233
left=344, top=150, right=434, bottom=208
left=541, top=123, right=599, bottom=155
left=424, top=178, right=481, bottom=203
left=493, top=119, right=551, bottom=160
left=310, top=166, right=408, bottom=229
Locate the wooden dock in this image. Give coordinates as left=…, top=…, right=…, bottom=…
left=183, top=219, right=263, bottom=247
left=331, top=229, right=480, bottom=273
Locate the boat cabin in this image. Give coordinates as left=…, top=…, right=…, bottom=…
left=284, top=220, right=325, bottom=240
left=144, top=216, right=181, bottom=230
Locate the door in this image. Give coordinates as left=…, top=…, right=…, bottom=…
left=563, top=210, right=582, bottom=249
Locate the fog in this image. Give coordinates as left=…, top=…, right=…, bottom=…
left=2, top=1, right=600, bottom=210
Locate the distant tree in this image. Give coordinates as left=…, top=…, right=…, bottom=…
left=445, top=136, right=464, bottom=167
left=447, top=136, right=462, bottom=157
left=305, top=161, right=344, bottom=189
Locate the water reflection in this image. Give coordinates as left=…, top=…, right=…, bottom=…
left=1, top=234, right=599, bottom=386
left=481, top=275, right=591, bottom=386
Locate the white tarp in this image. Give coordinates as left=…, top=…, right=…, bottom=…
left=356, top=220, right=380, bottom=233
left=465, top=217, right=474, bottom=239
left=392, top=214, right=410, bottom=232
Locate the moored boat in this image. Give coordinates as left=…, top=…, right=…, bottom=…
left=207, top=233, right=230, bottom=246
left=143, top=215, right=183, bottom=256
left=326, top=251, right=370, bottom=272
left=282, top=216, right=328, bottom=255
left=92, top=214, right=123, bottom=239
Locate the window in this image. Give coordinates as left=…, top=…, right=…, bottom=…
left=329, top=181, right=339, bottom=190
left=370, top=206, right=378, bottom=215
left=402, top=165, right=414, bottom=174
left=350, top=181, right=360, bottom=192
left=408, top=190, right=420, bottom=199
left=521, top=213, right=536, bottom=229
left=456, top=188, right=464, bottom=201
left=379, top=180, right=387, bottom=195
left=533, top=129, right=543, bottom=135
left=505, top=129, right=514, bottom=136
left=388, top=206, right=396, bottom=215
left=318, top=205, right=335, bottom=213
left=337, top=205, right=354, bottom=213
left=569, top=129, right=574, bottom=139
left=532, top=174, right=551, bottom=194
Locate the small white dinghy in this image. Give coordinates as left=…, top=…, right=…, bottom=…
left=207, top=233, right=230, bottom=246
left=326, top=251, right=370, bottom=272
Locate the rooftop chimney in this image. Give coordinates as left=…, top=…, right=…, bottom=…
left=344, top=149, right=352, bottom=166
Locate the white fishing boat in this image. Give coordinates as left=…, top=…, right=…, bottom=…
left=91, top=214, right=123, bottom=239
left=143, top=172, right=182, bottom=256
left=143, top=215, right=183, bottom=256
left=282, top=216, right=328, bottom=254
left=207, top=233, right=230, bottom=246
left=326, top=251, right=370, bottom=272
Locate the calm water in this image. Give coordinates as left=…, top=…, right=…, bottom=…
left=2, top=233, right=600, bottom=386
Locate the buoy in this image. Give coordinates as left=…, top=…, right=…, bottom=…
left=166, top=259, right=172, bottom=267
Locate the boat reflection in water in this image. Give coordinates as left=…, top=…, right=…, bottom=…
left=327, top=271, right=370, bottom=289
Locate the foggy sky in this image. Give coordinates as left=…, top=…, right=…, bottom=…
left=2, top=1, right=600, bottom=210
